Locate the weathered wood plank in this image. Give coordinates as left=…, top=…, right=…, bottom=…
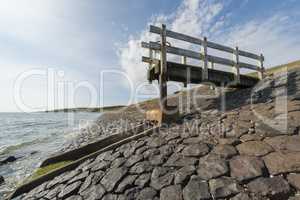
left=239, top=62, right=259, bottom=70
left=150, top=25, right=261, bottom=60
left=142, top=42, right=261, bottom=70
left=207, top=54, right=234, bottom=66
left=150, top=25, right=203, bottom=45
left=166, top=62, right=258, bottom=87
left=233, top=47, right=240, bottom=83
left=206, top=40, right=234, bottom=54
left=159, top=24, right=168, bottom=111
left=239, top=50, right=261, bottom=60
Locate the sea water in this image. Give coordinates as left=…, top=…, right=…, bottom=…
left=0, top=112, right=100, bottom=197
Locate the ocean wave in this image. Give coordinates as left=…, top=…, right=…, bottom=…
left=0, top=137, right=51, bottom=156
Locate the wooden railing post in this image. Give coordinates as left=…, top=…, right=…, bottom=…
left=202, top=37, right=208, bottom=80
left=233, top=46, right=240, bottom=84
left=211, top=62, right=214, bottom=69
left=160, top=24, right=168, bottom=112
left=148, top=49, right=153, bottom=83
left=258, top=53, right=265, bottom=80
left=181, top=56, right=190, bottom=87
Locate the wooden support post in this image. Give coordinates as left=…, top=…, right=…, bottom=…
left=159, top=24, right=168, bottom=112
left=211, top=62, right=214, bottom=69
left=181, top=56, right=190, bottom=87
left=258, top=53, right=265, bottom=80
left=202, top=37, right=208, bottom=80
left=148, top=49, right=153, bottom=83
left=233, top=46, right=240, bottom=84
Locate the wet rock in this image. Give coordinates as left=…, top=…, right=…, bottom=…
left=91, top=160, right=110, bottom=172
left=58, top=181, right=82, bottom=199
left=59, top=169, right=82, bottom=184
left=137, top=187, right=157, bottom=200
left=150, top=154, right=165, bottom=166
left=91, top=170, right=105, bottom=185
left=159, top=144, right=175, bottom=158
left=133, top=140, right=147, bottom=150
left=124, top=146, right=136, bottom=158
left=0, top=175, right=4, bottom=185
left=101, top=166, right=128, bottom=192
left=44, top=184, right=64, bottom=199
left=218, top=138, right=240, bottom=146
left=80, top=184, right=106, bottom=200
left=230, top=156, right=266, bottom=182
left=124, top=186, right=142, bottom=199
left=164, top=153, right=198, bottom=167
left=230, top=193, right=251, bottom=200
left=151, top=173, right=174, bottom=190
left=136, top=146, right=149, bottom=155
left=212, top=144, right=237, bottom=159
left=174, top=165, right=196, bottom=185
left=151, top=167, right=174, bottom=190
left=264, top=135, right=300, bottom=152
left=79, top=173, right=94, bottom=193
left=209, top=177, right=241, bottom=198
left=160, top=185, right=183, bottom=200
left=197, top=154, right=229, bottom=180
left=255, top=123, right=286, bottom=137
left=30, top=151, right=39, bottom=155
left=263, top=152, right=300, bottom=175
left=0, top=156, right=17, bottom=165
left=183, top=137, right=203, bottom=144
left=116, top=175, right=138, bottom=193
left=130, top=161, right=153, bottom=174
left=236, top=141, right=273, bottom=156
left=143, top=148, right=160, bottom=159
left=135, top=173, right=151, bottom=188
left=77, top=158, right=94, bottom=170
left=165, top=133, right=180, bottom=142
left=111, top=157, right=126, bottom=168
left=25, top=181, right=48, bottom=197
left=148, top=137, right=166, bottom=147
left=183, top=177, right=210, bottom=200
left=287, top=173, right=300, bottom=191
left=125, top=154, right=144, bottom=167
left=65, top=195, right=83, bottom=200
left=247, top=177, right=290, bottom=199
left=290, top=196, right=300, bottom=200
left=182, top=143, right=210, bottom=157
left=240, top=134, right=264, bottom=142
left=68, top=170, right=89, bottom=184
left=102, top=194, right=119, bottom=200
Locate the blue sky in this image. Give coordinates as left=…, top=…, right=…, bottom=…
left=1, top=0, right=300, bottom=112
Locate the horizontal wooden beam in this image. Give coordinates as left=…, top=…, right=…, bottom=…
left=150, top=25, right=203, bottom=46
left=149, top=25, right=261, bottom=61
left=141, top=42, right=260, bottom=71
left=239, top=50, right=261, bottom=60
left=145, top=60, right=259, bottom=88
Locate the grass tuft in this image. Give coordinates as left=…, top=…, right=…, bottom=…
left=23, top=161, right=72, bottom=184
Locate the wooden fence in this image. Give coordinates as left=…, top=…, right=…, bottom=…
left=141, top=24, right=265, bottom=110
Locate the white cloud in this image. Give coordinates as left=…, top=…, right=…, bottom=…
left=118, top=0, right=226, bottom=85
left=118, top=0, right=300, bottom=85
left=224, top=15, right=300, bottom=67
left=0, top=0, right=103, bottom=112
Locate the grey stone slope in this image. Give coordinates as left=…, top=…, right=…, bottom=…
left=18, top=69, right=300, bottom=200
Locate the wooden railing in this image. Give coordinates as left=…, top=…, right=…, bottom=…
left=141, top=24, right=265, bottom=111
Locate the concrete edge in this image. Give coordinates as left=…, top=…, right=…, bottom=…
left=9, top=126, right=159, bottom=200
left=40, top=124, right=146, bottom=167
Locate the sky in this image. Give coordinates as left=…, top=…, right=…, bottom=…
left=1, top=0, right=300, bottom=112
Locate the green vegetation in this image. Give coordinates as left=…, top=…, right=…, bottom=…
left=46, top=105, right=125, bottom=113
left=24, top=161, right=72, bottom=183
